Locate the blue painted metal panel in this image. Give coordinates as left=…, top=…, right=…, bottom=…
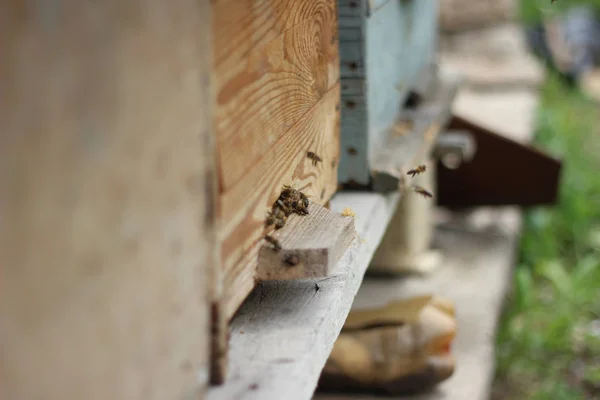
left=337, top=0, right=439, bottom=186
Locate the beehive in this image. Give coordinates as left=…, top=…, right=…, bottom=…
left=0, top=1, right=214, bottom=399
left=338, top=0, right=440, bottom=187
left=212, top=0, right=341, bottom=360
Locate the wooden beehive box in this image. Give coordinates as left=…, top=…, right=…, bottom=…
left=338, top=0, right=442, bottom=188
left=0, top=1, right=214, bottom=399
left=212, top=0, right=341, bottom=377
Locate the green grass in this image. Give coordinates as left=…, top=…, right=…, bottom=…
left=519, top=0, right=600, bottom=25
left=493, top=75, right=600, bottom=399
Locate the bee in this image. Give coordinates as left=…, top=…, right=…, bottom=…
left=302, top=196, right=309, bottom=208
left=281, top=185, right=300, bottom=200
left=407, top=165, right=426, bottom=178
left=272, top=207, right=286, bottom=219
left=274, top=217, right=286, bottom=230
left=265, top=211, right=277, bottom=227
left=412, top=185, right=433, bottom=199
left=282, top=196, right=298, bottom=209
left=297, top=191, right=309, bottom=208
left=284, top=254, right=299, bottom=267
left=307, top=151, right=323, bottom=166
left=264, top=235, right=282, bottom=251
left=297, top=204, right=309, bottom=215
left=275, top=199, right=293, bottom=216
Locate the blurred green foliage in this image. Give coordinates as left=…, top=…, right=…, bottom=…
left=519, top=0, right=600, bottom=24
left=494, top=75, right=600, bottom=399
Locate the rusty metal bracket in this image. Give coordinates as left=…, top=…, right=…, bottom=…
left=436, top=115, right=563, bottom=208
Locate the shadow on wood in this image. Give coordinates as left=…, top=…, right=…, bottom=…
left=436, top=115, right=562, bottom=208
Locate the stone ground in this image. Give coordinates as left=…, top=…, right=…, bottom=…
left=313, top=23, right=545, bottom=400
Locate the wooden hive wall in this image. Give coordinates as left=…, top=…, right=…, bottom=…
left=0, top=1, right=215, bottom=399
left=214, top=0, right=341, bottom=320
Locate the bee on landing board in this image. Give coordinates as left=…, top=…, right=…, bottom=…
left=407, top=165, right=426, bottom=178
left=265, top=211, right=277, bottom=228
left=307, top=151, right=323, bottom=166
left=412, top=185, right=433, bottom=199
left=264, top=235, right=282, bottom=251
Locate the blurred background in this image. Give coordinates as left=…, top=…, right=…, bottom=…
left=439, top=0, right=600, bottom=398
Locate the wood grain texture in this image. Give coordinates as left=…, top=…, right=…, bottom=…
left=257, top=202, right=355, bottom=281
left=207, top=191, right=400, bottom=400
left=219, top=83, right=341, bottom=320
left=0, top=1, right=214, bottom=399
left=215, top=0, right=339, bottom=191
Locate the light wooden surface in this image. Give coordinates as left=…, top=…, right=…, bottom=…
left=207, top=191, right=400, bottom=400
left=215, top=0, right=340, bottom=191
left=0, top=1, right=213, bottom=399
left=215, top=0, right=341, bottom=322
left=314, top=207, right=522, bottom=400
left=257, top=202, right=356, bottom=281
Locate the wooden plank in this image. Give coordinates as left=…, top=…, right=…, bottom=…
left=207, top=191, right=401, bottom=400
left=256, top=202, right=356, bottom=281
left=0, top=1, right=214, bottom=399
left=219, top=83, right=341, bottom=320
left=215, top=0, right=339, bottom=191
left=436, top=116, right=563, bottom=207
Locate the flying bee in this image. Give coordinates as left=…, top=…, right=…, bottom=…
left=307, top=151, right=323, bottom=166
left=264, top=235, right=282, bottom=251
left=412, top=185, right=433, bottom=199
left=407, top=165, right=426, bottom=178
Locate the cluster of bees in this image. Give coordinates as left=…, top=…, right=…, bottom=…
left=263, top=183, right=312, bottom=252
left=407, top=165, right=433, bottom=199
left=263, top=151, right=323, bottom=252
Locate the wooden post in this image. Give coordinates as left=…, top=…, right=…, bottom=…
left=0, top=1, right=215, bottom=399
left=370, top=157, right=442, bottom=274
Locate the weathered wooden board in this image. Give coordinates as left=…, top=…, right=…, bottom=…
left=0, top=1, right=214, bottom=400
left=215, top=0, right=341, bottom=322
left=215, top=0, right=340, bottom=191
left=338, top=0, right=440, bottom=186
left=219, top=83, right=340, bottom=321
left=256, top=202, right=356, bottom=281
left=207, top=191, right=401, bottom=400
left=213, top=0, right=341, bottom=382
